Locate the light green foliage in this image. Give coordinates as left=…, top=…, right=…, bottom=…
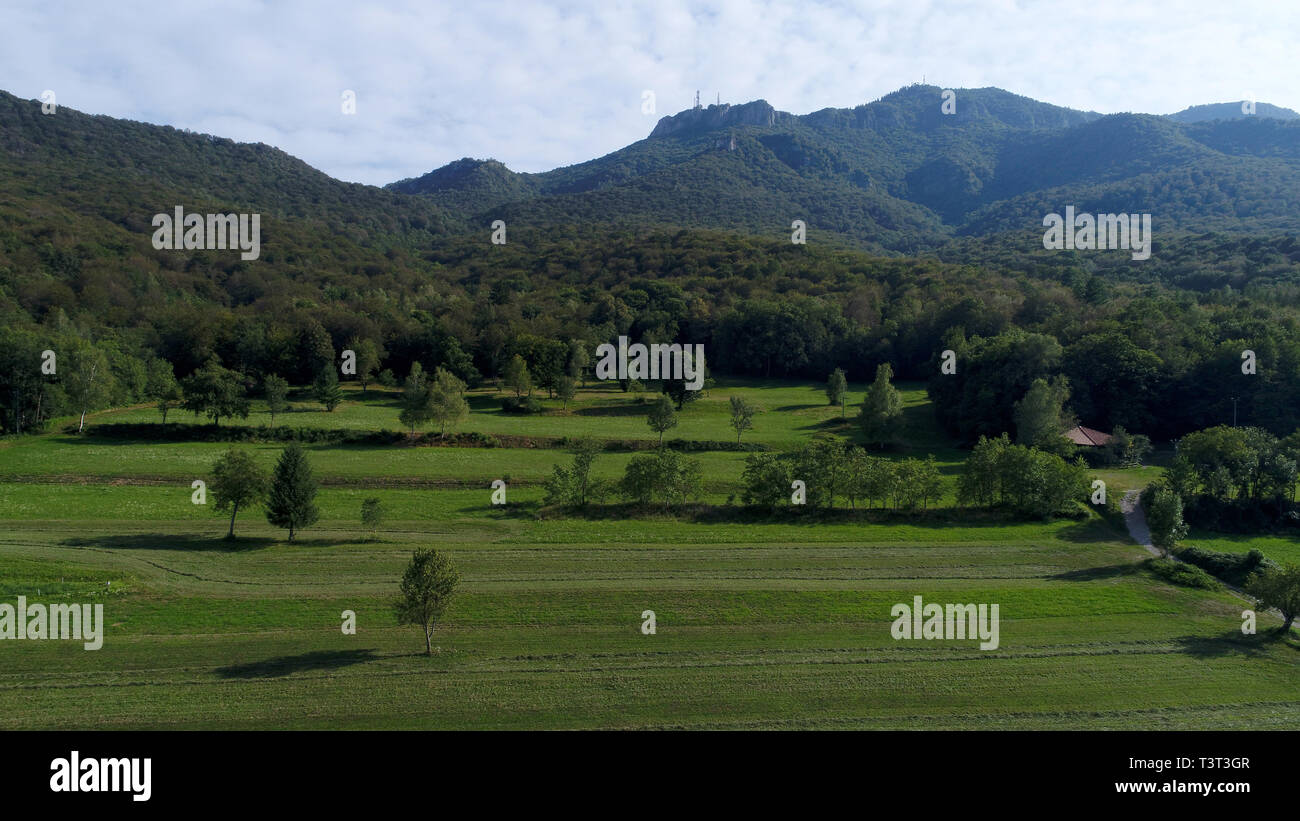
left=210, top=448, right=268, bottom=539
left=860, top=363, right=903, bottom=448
left=360, top=497, right=384, bottom=537
left=263, top=374, right=290, bottom=425
left=728, top=396, right=757, bottom=443
left=429, top=367, right=469, bottom=434
left=394, top=547, right=460, bottom=654
left=647, top=394, right=679, bottom=446
left=826, top=368, right=847, bottom=415
left=1146, top=484, right=1189, bottom=556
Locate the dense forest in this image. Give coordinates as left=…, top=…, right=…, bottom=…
left=3, top=85, right=1300, bottom=446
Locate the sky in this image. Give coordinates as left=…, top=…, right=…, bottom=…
left=3, top=0, right=1297, bottom=186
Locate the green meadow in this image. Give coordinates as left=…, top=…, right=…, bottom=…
left=1, top=381, right=1297, bottom=730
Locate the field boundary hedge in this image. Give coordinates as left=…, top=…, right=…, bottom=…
left=79, top=423, right=771, bottom=452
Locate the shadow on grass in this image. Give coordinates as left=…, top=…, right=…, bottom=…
left=216, top=649, right=379, bottom=679
left=539, top=502, right=1091, bottom=532
left=1171, top=631, right=1280, bottom=659
left=1048, top=563, right=1141, bottom=582
left=453, top=502, right=541, bottom=517
left=60, top=533, right=356, bottom=552
left=572, top=401, right=651, bottom=417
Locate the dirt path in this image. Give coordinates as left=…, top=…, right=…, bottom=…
left=1121, top=490, right=1296, bottom=631
left=1120, top=490, right=1157, bottom=556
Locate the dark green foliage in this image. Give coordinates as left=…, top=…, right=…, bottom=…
left=312, top=368, right=343, bottom=412
left=181, top=357, right=249, bottom=427
left=957, top=434, right=1090, bottom=518
left=543, top=437, right=607, bottom=507
left=1177, top=546, right=1276, bottom=587
left=618, top=450, right=702, bottom=510
left=500, top=396, right=543, bottom=414
left=265, top=442, right=319, bottom=540
left=1146, top=558, right=1221, bottom=590
left=1145, top=484, right=1189, bottom=556
left=740, top=452, right=793, bottom=509
left=1244, top=563, right=1300, bottom=631
left=8, top=88, right=1300, bottom=449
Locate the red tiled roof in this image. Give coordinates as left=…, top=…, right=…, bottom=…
left=1063, top=425, right=1112, bottom=446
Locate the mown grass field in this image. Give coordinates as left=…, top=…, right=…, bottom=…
left=1, top=381, right=1297, bottom=730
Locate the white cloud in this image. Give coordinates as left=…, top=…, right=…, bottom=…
left=2, top=0, right=1296, bottom=185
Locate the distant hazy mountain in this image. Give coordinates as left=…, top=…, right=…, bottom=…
left=1167, top=101, right=1300, bottom=123
left=3, top=82, right=1299, bottom=271
left=390, top=85, right=1300, bottom=250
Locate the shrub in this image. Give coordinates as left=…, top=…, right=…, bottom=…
left=501, top=396, right=544, bottom=414
left=1176, top=546, right=1275, bottom=587
left=1146, top=558, right=1220, bottom=590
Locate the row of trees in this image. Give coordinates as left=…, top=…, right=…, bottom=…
left=210, top=442, right=320, bottom=539
left=956, top=434, right=1092, bottom=518
left=1168, top=425, right=1300, bottom=505
left=544, top=433, right=1092, bottom=520
left=742, top=440, right=944, bottom=511
left=398, top=363, right=469, bottom=434
left=0, top=323, right=394, bottom=435
left=542, top=438, right=705, bottom=510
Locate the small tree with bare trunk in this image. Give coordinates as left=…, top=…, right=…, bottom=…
left=394, top=548, right=460, bottom=655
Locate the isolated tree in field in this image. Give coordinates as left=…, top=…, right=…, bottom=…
left=398, top=361, right=432, bottom=434
left=210, top=448, right=268, bottom=540
left=263, top=374, right=289, bottom=425
left=729, top=396, right=757, bottom=443
left=1146, top=484, right=1188, bottom=557
left=313, top=367, right=343, bottom=412
left=350, top=338, right=382, bottom=394
left=566, top=340, right=589, bottom=386
left=504, top=354, right=532, bottom=398
left=146, top=358, right=180, bottom=428
left=429, top=367, right=469, bottom=435
left=556, top=375, right=577, bottom=410
left=826, top=368, right=848, bottom=417
left=265, top=442, right=319, bottom=541
left=395, top=547, right=460, bottom=655
left=63, top=342, right=114, bottom=433
left=181, top=357, right=250, bottom=427
left=662, top=377, right=706, bottom=411
left=860, top=363, right=903, bottom=448
left=1245, top=563, right=1300, bottom=631
left=360, top=497, right=384, bottom=539
left=647, top=394, right=679, bottom=447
